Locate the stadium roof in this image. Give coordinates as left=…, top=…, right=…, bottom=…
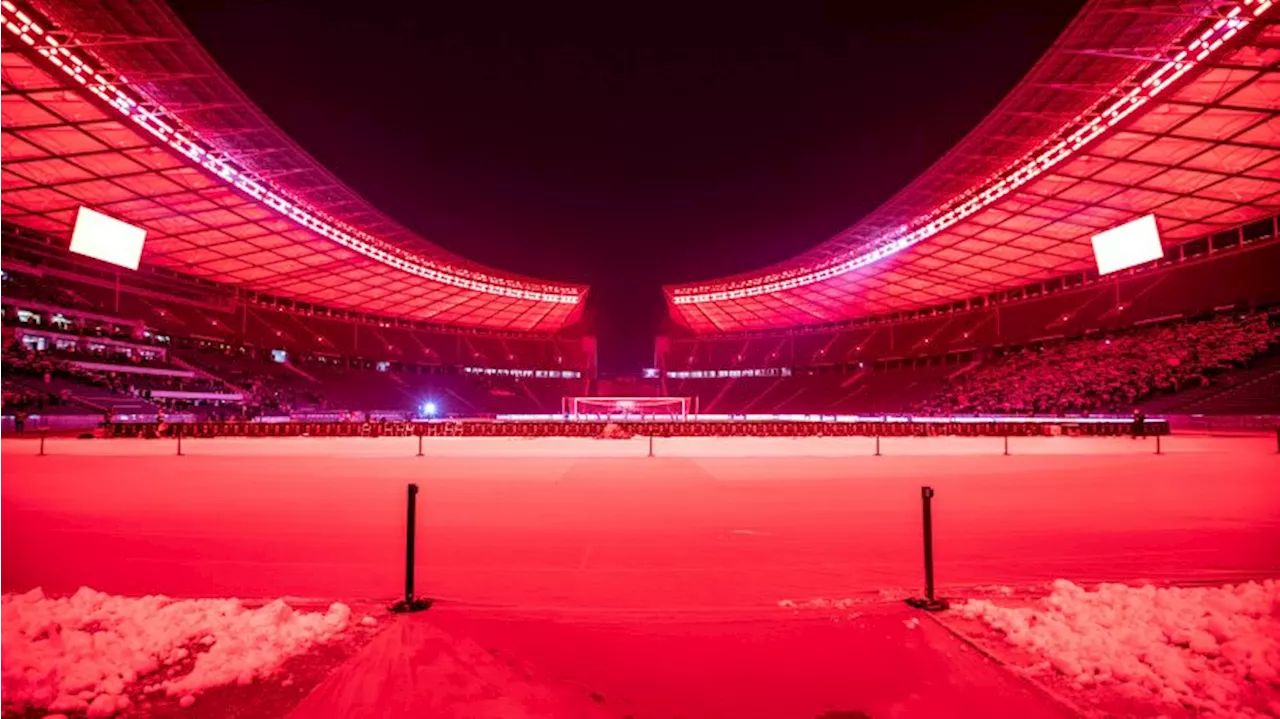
left=0, top=0, right=587, bottom=333
left=665, top=0, right=1280, bottom=333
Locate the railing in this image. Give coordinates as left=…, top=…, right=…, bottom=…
left=1165, top=414, right=1280, bottom=432
left=85, top=417, right=1164, bottom=440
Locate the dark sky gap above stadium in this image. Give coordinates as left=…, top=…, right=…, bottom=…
left=166, top=0, right=1086, bottom=372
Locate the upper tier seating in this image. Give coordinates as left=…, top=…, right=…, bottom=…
left=664, top=239, right=1280, bottom=372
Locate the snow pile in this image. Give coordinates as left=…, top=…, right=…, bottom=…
left=777, top=597, right=866, bottom=622
left=2, top=587, right=353, bottom=716
left=778, top=597, right=861, bottom=611
left=957, top=579, right=1280, bottom=716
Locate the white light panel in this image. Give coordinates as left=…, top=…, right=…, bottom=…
left=1090, top=214, right=1163, bottom=276
left=69, top=206, right=147, bottom=270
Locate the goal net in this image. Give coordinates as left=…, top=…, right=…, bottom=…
left=565, top=396, right=690, bottom=420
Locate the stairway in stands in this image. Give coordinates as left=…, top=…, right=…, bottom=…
left=1176, top=357, right=1280, bottom=414
left=1142, top=352, right=1280, bottom=414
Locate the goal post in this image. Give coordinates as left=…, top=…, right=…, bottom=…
left=564, top=396, right=691, bottom=420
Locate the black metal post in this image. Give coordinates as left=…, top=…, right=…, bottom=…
left=177, top=423, right=183, bottom=456
left=39, top=430, right=46, bottom=457
left=648, top=434, right=654, bottom=457
left=1156, top=433, right=1162, bottom=455
left=906, top=486, right=947, bottom=611
left=403, top=483, right=417, bottom=600
left=1003, top=434, right=1009, bottom=456
left=390, top=483, right=430, bottom=613
left=417, top=433, right=424, bottom=457
left=875, top=433, right=881, bottom=456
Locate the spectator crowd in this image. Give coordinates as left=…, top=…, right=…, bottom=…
left=918, top=312, right=1278, bottom=416
left=7, top=310, right=1279, bottom=422
left=2, top=345, right=101, bottom=416
left=2, top=342, right=232, bottom=414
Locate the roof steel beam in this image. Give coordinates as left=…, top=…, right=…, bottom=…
left=42, top=31, right=181, bottom=48
left=1064, top=46, right=1192, bottom=62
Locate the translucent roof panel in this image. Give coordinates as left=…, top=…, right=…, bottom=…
left=666, top=0, right=1280, bottom=333
left=0, top=0, right=586, bottom=332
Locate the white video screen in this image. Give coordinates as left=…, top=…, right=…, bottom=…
left=1090, top=214, right=1163, bottom=276
left=69, top=206, right=147, bottom=271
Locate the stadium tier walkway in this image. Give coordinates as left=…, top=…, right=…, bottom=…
left=288, top=602, right=1074, bottom=719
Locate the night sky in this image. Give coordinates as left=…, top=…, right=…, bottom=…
left=168, top=0, right=1085, bottom=372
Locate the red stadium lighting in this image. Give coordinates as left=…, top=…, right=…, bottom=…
left=668, top=0, right=1272, bottom=308
left=0, top=0, right=583, bottom=308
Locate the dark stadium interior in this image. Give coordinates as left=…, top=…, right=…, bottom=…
left=5, top=0, right=1280, bottom=426
left=3, top=1, right=1280, bottom=718
left=5, top=219, right=1280, bottom=424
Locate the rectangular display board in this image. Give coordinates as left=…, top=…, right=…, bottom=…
left=69, top=206, right=147, bottom=270
left=1090, top=214, right=1163, bottom=276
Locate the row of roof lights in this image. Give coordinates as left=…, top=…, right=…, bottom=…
left=0, top=0, right=581, bottom=306
left=670, top=0, right=1269, bottom=305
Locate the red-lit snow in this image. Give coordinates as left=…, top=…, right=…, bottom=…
left=1, top=587, right=351, bottom=716
left=2, top=434, right=1277, bottom=717
left=957, top=579, right=1280, bottom=717
left=4, top=434, right=1274, bottom=608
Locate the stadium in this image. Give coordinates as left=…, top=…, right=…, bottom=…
left=2, top=0, right=1278, bottom=717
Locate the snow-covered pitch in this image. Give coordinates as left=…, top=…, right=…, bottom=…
left=3, top=433, right=1276, bottom=609
left=2, top=434, right=1277, bottom=716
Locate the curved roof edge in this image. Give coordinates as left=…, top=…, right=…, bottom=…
left=664, top=0, right=1273, bottom=307
left=6, top=0, right=586, bottom=305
